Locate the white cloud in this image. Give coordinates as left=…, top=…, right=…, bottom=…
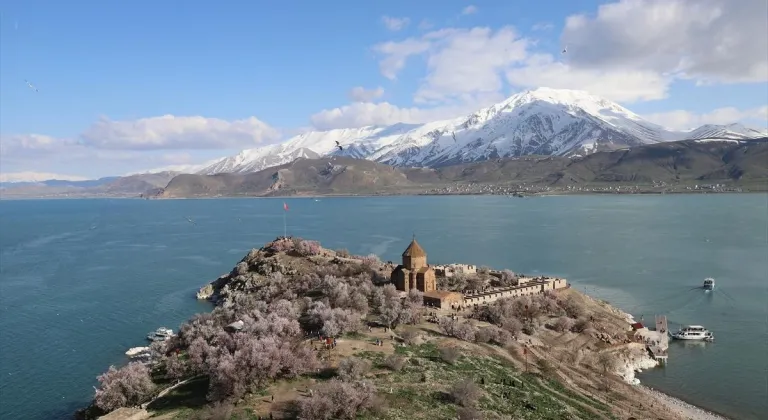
left=310, top=92, right=503, bottom=130
left=0, top=171, right=90, bottom=183
left=461, top=5, right=478, bottom=15
left=505, top=54, right=671, bottom=102
left=80, top=115, right=281, bottom=150
left=373, top=38, right=432, bottom=79
left=643, top=106, right=768, bottom=130
left=562, top=0, right=768, bottom=84
left=373, top=26, right=530, bottom=103
left=348, top=86, right=385, bottom=102
left=381, top=16, right=410, bottom=31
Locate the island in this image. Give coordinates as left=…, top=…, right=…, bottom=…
left=79, top=237, right=729, bottom=420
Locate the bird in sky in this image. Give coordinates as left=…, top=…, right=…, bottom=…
left=337, top=145, right=343, bottom=151
left=562, top=45, right=568, bottom=54
left=25, top=80, right=38, bottom=92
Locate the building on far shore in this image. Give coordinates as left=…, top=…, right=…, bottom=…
left=391, top=237, right=437, bottom=293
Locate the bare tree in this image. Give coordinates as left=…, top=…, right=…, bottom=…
left=449, top=378, right=482, bottom=407
left=440, top=347, right=462, bottom=365
left=553, top=316, right=574, bottom=333
left=298, top=379, right=378, bottom=420
left=337, top=357, right=371, bottom=382
left=93, top=362, right=155, bottom=411
left=383, top=355, right=407, bottom=371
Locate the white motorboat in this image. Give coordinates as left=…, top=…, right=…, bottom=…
left=671, top=325, right=714, bottom=341
left=703, top=278, right=715, bottom=291
left=125, top=346, right=150, bottom=357
left=146, top=327, right=174, bottom=342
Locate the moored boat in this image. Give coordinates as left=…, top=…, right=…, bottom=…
left=671, top=325, right=714, bottom=341
left=146, top=327, right=174, bottom=342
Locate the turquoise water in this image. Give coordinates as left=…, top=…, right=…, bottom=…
left=0, top=195, right=766, bottom=420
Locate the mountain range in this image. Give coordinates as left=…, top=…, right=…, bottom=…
left=154, top=137, right=768, bottom=198
left=185, top=87, right=766, bottom=175
left=1, top=87, right=766, bottom=197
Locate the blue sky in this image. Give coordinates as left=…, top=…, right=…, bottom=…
left=1, top=0, right=766, bottom=180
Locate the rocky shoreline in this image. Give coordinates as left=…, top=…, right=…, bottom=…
left=640, top=386, right=730, bottom=420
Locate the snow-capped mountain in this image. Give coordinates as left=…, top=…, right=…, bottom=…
left=685, top=123, right=767, bottom=140
left=188, top=88, right=767, bottom=174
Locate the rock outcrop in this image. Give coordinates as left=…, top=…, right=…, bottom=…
left=196, top=237, right=386, bottom=304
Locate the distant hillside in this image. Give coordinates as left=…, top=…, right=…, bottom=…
left=0, top=176, right=119, bottom=189
left=0, top=172, right=180, bottom=198
left=155, top=138, right=768, bottom=197
left=159, top=157, right=415, bottom=198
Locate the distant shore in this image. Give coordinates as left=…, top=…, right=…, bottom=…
left=3, top=188, right=765, bottom=200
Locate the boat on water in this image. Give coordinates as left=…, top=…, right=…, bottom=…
left=671, top=325, right=714, bottom=341
left=146, top=327, right=174, bottom=342
left=703, top=277, right=715, bottom=291
left=125, top=346, right=151, bottom=357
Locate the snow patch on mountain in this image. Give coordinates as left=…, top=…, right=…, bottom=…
left=142, top=88, right=766, bottom=176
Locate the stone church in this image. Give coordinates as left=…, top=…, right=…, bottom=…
left=391, top=237, right=437, bottom=293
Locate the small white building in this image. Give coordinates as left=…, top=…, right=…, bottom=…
left=433, top=263, right=477, bottom=277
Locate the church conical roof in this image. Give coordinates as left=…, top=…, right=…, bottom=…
left=402, top=238, right=426, bottom=258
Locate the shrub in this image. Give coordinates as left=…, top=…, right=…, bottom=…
left=298, top=379, right=378, bottom=420
left=457, top=407, right=484, bottom=420
left=571, top=317, right=591, bottom=333
left=335, top=248, right=351, bottom=258
left=193, top=401, right=234, bottom=420
left=449, top=378, right=482, bottom=407
left=553, top=316, right=573, bottom=333
left=560, top=297, right=584, bottom=319
left=164, top=352, right=190, bottom=381
left=400, top=329, right=420, bottom=345
left=269, top=239, right=294, bottom=252
left=438, top=317, right=477, bottom=342
left=383, top=355, right=406, bottom=371
left=298, top=240, right=322, bottom=256
left=489, top=327, right=513, bottom=346
left=475, top=328, right=493, bottom=344
left=537, top=359, right=556, bottom=378
left=439, top=347, right=461, bottom=365
left=522, top=322, right=537, bottom=335
left=359, top=254, right=381, bottom=266
left=93, top=362, right=155, bottom=412
left=499, top=269, right=517, bottom=286
left=337, top=357, right=371, bottom=382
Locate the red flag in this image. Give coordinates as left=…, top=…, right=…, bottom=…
left=283, top=202, right=289, bottom=211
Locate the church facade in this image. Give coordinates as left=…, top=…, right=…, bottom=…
left=390, top=237, right=437, bottom=293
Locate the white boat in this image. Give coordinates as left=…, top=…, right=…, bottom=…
left=703, top=278, right=715, bottom=291
left=671, top=325, right=714, bottom=341
left=125, top=346, right=151, bottom=357
left=146, top=327, right=174, bottom=342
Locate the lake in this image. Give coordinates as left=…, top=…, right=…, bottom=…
left=0, top=194, right=766, bottom=420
